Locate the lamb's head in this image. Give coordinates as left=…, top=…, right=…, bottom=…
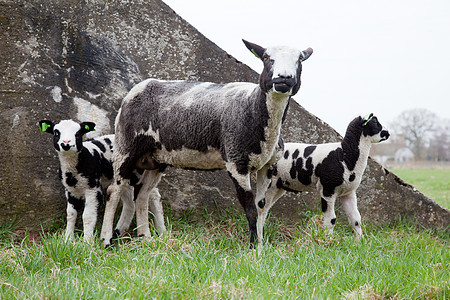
left=243, top=39, right=313, bottom=95
left=361, top=113, right=390, bottom=143
left=39, top=119, right=96, bottom=152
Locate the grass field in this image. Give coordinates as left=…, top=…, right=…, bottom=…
left=391, top=168, right=450, bottom=209
left=0, top=210, right=448, bottom=299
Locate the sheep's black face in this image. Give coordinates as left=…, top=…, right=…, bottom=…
left=242, top=40, right=313, bottom=95
left=39, top=119, right=96, bottom=153
left=362, top=115, right=390, bottom=143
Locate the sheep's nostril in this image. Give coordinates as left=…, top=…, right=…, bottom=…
left=63, top=140, right=71, bottom=144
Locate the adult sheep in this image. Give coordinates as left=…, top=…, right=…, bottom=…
left=39, top=119, right=166, bottom=242
left=100, top=40, right=313, bottom=248
left=256, top=114, right=390, bottom=245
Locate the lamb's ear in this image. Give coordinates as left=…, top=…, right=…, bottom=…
left=79, top=122, right=96, bottom=134
left=39, top=120, right=55, bottom=134
left=242, top=39, right=266, bottom=60
left=300, top=48, right=313, bottom=62
left=362, top=113, right=374, bottom=126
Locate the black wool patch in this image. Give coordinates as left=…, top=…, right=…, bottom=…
left=292, top=149, right=299, bottom=159
left=321, top=198, right=328, bottom=213
left=298, top=157, right=313, bottom=186
left=258, top=198, right=265, bottom=208
left=303, top=145, right=316, bottom=158
left=96, top=191, right=103, bottom=204
left=284, top=150, right=290, bottom=159
left=65, top=172, right=78, bottom=187
left=349, top=173, right=356, bottom=182
left=91, top=140, right=106, bottom=153
left=315, top=148, right=344, bottom=197
left=289, top=160, right=297, bottom=179
left=67, top=193, right=84, bottom=210
left=276, top=177, right=284, bottom=189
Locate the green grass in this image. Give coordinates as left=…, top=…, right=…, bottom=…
left=392, top=169, right=450, bottom=209
left=0, top=210, right=448, bottom=299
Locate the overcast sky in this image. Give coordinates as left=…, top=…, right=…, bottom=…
left=163, top=0, right=450, bottom=135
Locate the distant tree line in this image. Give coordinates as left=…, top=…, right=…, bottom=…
left=390, top=108, right=449, bottom=161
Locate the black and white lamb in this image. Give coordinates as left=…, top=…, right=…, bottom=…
left=100, top=40, right=313, bottom=248
left=256, top=114, right=390, bottom=244
left=39, top=119, right=166, bottom=242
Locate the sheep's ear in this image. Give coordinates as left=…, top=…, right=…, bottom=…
left=39, top=120, right=55, bottom=134
left=79, top=122, right=96, bottom=134
left=362, top=113, right=374, bottom=126
left=242, top=39, right=266, bottom=60
left=300, top=48, right=313, bottom=62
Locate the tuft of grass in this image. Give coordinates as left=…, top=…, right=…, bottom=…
left=0, top=208, right=448, bottom=299
left=392, top=168, right=450, bottom=209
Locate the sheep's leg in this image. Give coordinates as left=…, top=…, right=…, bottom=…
left=340, top=192, right=362, bottom=240
left=82, top=189, right=101, bottom=243
left=65, top=191, right=77, bottom=242
left=135, top=170, right=163, bottom=238
left=256, top=182, right=286, bottom=250
left=321, top=196, right=337, bottom=235
left=113, top=185, right=135, bottom=237
left=228, top=171, right=257, bottom=248
left=255, top=165, right=271, bottom=210
left=101, top=182, right=127, bottom=248
left=148, top=188, right=166, bottom=235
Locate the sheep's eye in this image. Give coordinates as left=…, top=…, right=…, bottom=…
left=54, top=130, right=60, bottom=137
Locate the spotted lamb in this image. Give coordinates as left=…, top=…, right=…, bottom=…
left=100, top=40, right=313, bottom=248
left=256, top=114, right=390, bottom=245
left=39, top=119, right=166, bottom=242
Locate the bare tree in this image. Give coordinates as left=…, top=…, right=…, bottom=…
left=428, top=118, right=450, bottom=161
left=390, top=108, right=438, bottom=159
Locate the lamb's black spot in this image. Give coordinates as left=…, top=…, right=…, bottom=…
left=349, top=173, right=356, bottom=182
left=289, top=160, right=297, bottom=179
left=67, top=193, right=84, bottom=210
left=298, top=157, right=313, bottom=185
left=112, top=229, right=121, bottom=239
left=342, top=117, right=363, bottom=171
left=315, top=148, right=344, bottom=197
left=65, top=172, right=78, bottom=187
left=88, top=177, right=98, bottom=189
left=91, top=140, right=106, bottom=153
left=331, top=218, right=336, bottom=225
left=304, top=145, right=316, bottom=158
left=292, top=149, right=299, bottom=159
left=258, top=199, right=265, bottom=208
left=276, top=177, right=283, bottom=189
left=96, top=191, right=103, bottom=204
left=284, top=150, right=290, bottom=159
left=104, top=137, right=112, bottom=145
left=321, top=198, right=328, bottom=213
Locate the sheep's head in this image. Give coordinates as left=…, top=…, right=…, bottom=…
left=361, top=113, right=390, bottom=143
left=39, top=119, right=96, bottom=153
left=243, top=39, right=313, bottom=95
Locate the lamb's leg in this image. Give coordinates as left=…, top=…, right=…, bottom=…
left=255, top=165, right=271, bottom=211
left=148, top=188, right=166, bottom=235
left=256, top=181, right=286, bottom=250
left=321, top=196, right=337, bottom=235
left=113, top=185, right=135, bottom=238
left=135, top=170, right=162, bottom=238
left=228, top=171, right=257, bottom=248
left=101, top=182, right=127, bottom=248
left=65, top=191, right=77, bottom=242
left=340, top=192, right=362, bottom=240
left=82, top=189, right=101, bottom=243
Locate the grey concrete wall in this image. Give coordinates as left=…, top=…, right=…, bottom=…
left=0, top=0, right=448, bottom=232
